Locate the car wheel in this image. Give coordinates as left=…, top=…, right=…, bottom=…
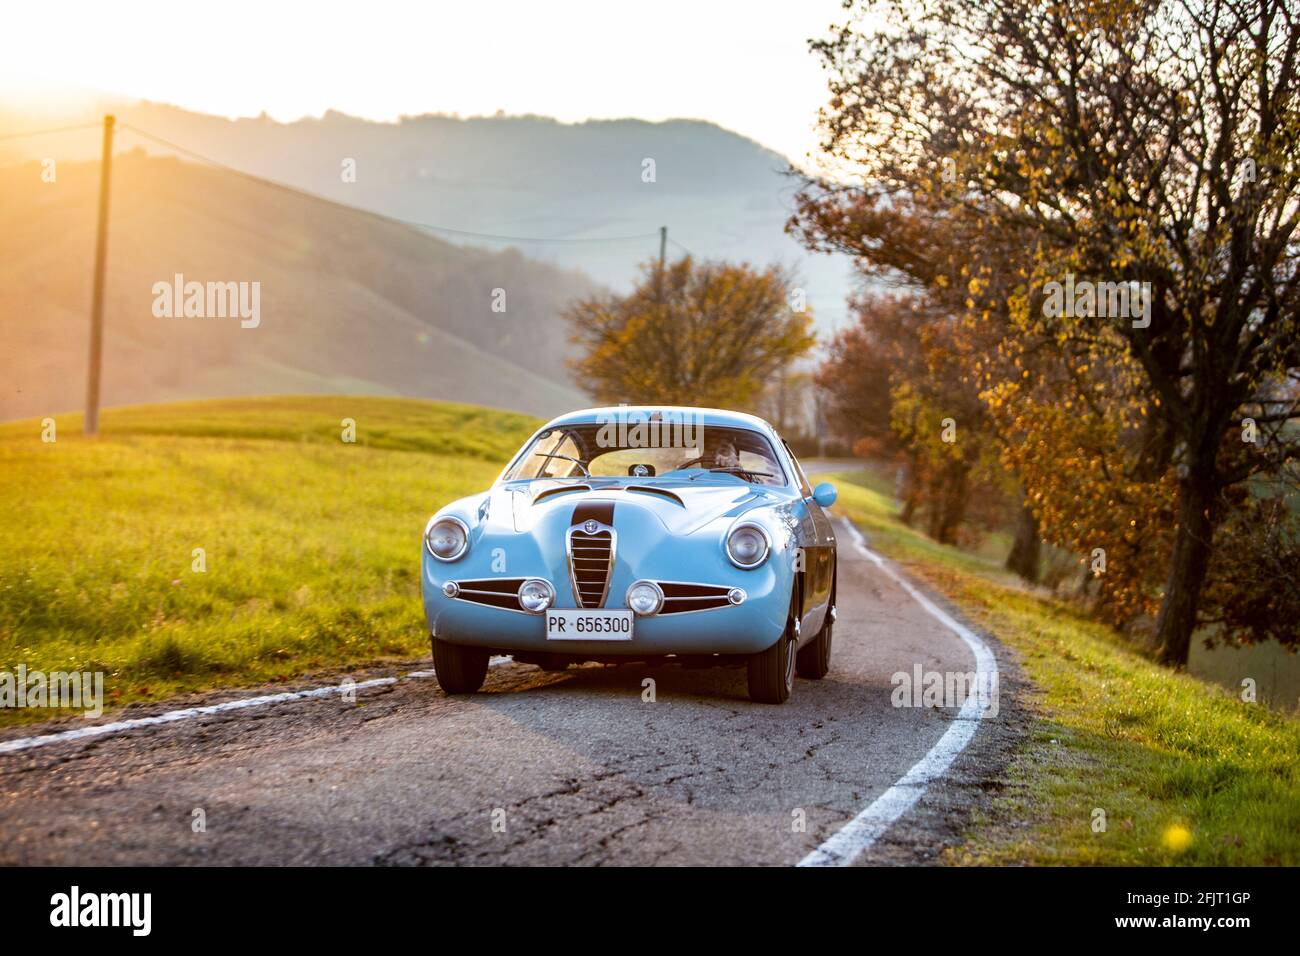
left=431, top=636, right=489, bottom=694
left=747, top=602, right=797, bottom=704
left=796, top=615, right=832, bottom=679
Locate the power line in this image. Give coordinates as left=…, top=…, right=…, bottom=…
left=668, top=236, right=697, bottom=259
left=403, top=221, right=661, bottom=245
left=116, top=123, right=662, bottom=246
left=0, top=122, right=100, bottom=143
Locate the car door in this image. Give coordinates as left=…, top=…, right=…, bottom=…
left=781, top=439, right=834, bottom=637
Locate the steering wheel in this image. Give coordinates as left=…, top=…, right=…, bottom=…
left=675, top=455, right=710, bottom=470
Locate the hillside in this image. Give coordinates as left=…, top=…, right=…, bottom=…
left=0, top=102, right=855, bottom=329
left=0, top=396, right=539, bottom=721
left=0, top=151, right=596, bottom=421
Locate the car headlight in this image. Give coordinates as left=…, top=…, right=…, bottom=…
left=517, top=578, right=555, bottom=613
left=425, top=516, right=469, bottom=561
left=626, top=580, right=664, bottom=616
left=726, top=522, right=770, bottom=569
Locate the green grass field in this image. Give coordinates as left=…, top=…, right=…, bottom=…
left=0, top=396, right=539, bottom=724
left=825, top=468, right=1300, bottom=865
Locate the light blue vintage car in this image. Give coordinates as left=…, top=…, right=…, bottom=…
left=421, top=406, right=838, bottom=703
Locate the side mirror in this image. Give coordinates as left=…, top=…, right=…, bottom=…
left=812, top=482, right=838, bottom=509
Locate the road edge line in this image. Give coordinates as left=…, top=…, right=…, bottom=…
left=797, top=517, right=999, bottom=867
left=0, top=657, right=512, bottom=756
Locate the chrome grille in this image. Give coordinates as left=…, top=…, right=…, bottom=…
left=567, top=526, right=614, bottom=608
left=451, top=578, right=526, bottom=611
left=659, top=582, right=734, bottom=614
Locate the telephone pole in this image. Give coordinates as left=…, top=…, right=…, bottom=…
left=85, top=114, right=115, bottom=436
left=654, top=225, right=668, bottom=306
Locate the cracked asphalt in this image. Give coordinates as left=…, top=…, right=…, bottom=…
left=0, top=520, right=1026, bottom=866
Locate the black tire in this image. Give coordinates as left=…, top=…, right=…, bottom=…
left=796, top=618, right=832, bottom=679
left=432, top=636, right=489, bottom=694
left=748, top=600, right=797, bottom=704
left=797, top=562, right=835, bottom=680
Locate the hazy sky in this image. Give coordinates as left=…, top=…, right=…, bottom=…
left=4, top=0, right=855, bottom=165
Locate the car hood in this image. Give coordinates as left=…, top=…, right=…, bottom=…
left=496, top=480, right=783, bottom=537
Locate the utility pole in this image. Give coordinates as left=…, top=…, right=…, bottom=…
left=85, top=114, right=115, bottom=436
left=654, top=225, right=668, bottom=307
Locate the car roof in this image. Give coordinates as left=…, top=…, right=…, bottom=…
left=542, top=405, right=778, bottom=435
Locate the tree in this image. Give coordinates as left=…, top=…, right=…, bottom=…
left=815, top=293, right=920, bottom=460
left=816, top=293, right=1014, bottom=549
left=794, top=0, right=1300, bottom=665
left=565, top=256, right=815, bottom=407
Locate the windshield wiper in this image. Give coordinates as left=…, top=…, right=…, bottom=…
left=689, top=467, right=777, bottom=482
left=535, top=452, right=591, bottom=477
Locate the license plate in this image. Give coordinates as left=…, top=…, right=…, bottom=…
left=545, top=609, right=634, bottom=641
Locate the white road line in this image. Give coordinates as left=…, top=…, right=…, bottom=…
left=798, top=518, right=998, bottom=868
left=0, top=656, right=512, bottom=757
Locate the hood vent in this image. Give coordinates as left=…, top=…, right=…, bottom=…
left=624, top=485, right=684, bottom=506
left=533, top=484, right=592, bottom=504
left=530, top=483, right=683, bottom=508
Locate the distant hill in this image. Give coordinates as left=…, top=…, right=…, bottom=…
left=0, top=151, right=597, bottom=421
left=0, top=102, right=854, bottom=329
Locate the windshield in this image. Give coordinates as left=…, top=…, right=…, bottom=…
left=504, top=423, right=788, bottom=487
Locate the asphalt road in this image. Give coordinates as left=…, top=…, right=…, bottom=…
left=0, top=514, right=1019, bottom=866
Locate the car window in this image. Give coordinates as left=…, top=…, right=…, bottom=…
left=504, top=424, right=789, bottom=486
left=513, top=430, right=585, bottom=479
left=783, top=439, right=814, bottom=497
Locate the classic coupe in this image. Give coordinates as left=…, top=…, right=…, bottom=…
left=421, top=406, right=838, bottom=703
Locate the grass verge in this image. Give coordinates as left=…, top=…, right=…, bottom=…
left=824, top=467, right=1300, bottom=865
left=0, top=396, right=539, bottom=725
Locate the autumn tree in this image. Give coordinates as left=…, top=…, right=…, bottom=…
left=815, top=294, right=918, bottom=460
left=566, top=256, right=815, bottom=408
left=816, top=293, right=1015, bottom=547
left=794, top=0, right=1300, bottom=664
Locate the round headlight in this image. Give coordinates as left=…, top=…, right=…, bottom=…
left=726, top=523, right=770, bottom=569
left=626, top=580, right=664, bottom=617
left=425, top=517, right=469, bottom=561
left=518, top=578, right=555, bottom=614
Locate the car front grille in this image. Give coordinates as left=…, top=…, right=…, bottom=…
left=568, top=526, right=614, bottom=608
left=658, top=582, right=734, bottom=614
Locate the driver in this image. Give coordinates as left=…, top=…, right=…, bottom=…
left=673, top=434, right=744, bottom=472
left=711, top=438, right=740, bottom=470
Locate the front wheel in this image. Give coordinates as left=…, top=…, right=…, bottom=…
left=798, top=565, right=835, bottom=680
left=432, top=636, right=489, bottom=694
left=796, top=616, right=832, bottom=679
left=748, top=610, right=797, bottom=704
